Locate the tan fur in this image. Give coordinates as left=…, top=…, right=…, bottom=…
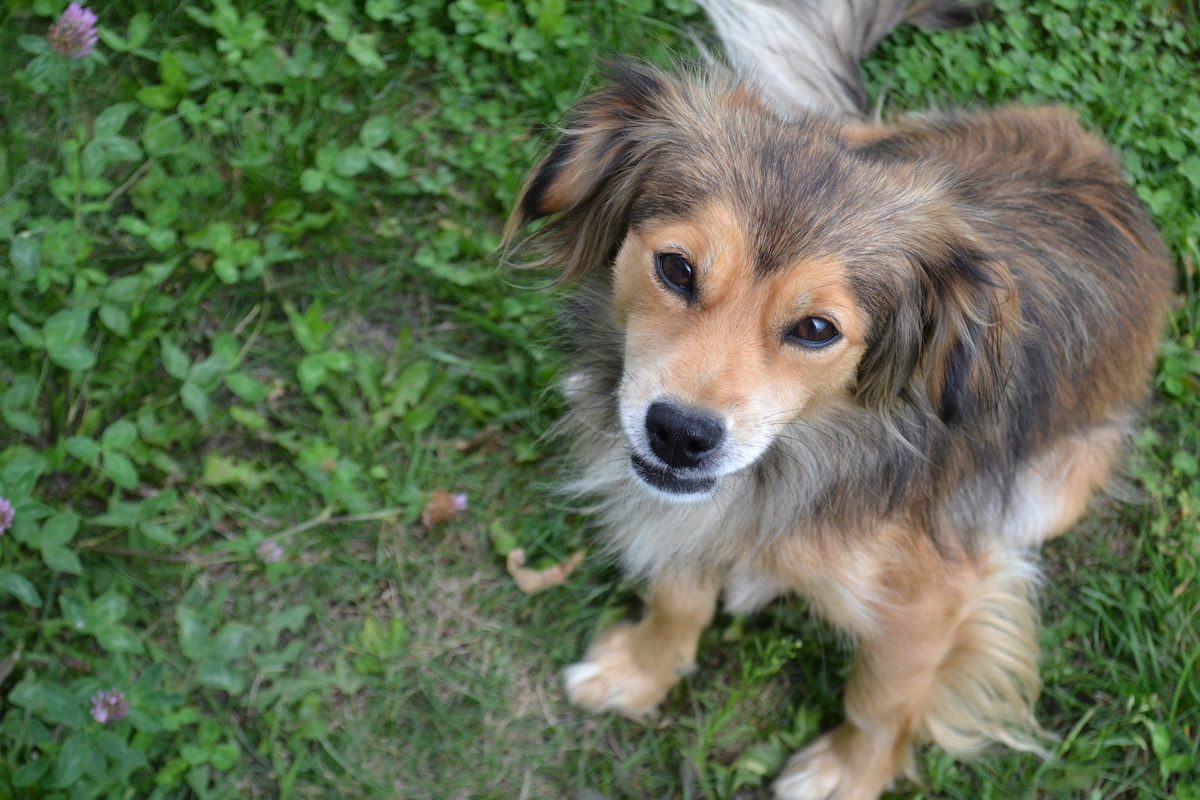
left=504, top=3, right=1175, bottom=798
left=564, top=577, right=719, bottom=716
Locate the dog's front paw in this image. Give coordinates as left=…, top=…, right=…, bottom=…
left=563, top=623, right=683, bottom=718
left=774, top=734, right=848, bottom=800
left=774, top=730, right=894, bottom=800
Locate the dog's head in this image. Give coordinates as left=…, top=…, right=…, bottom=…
left=505, top=62, right=1016, bottom=500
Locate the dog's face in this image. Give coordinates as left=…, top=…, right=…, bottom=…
left=610, top=201, right=868, bottom=497
left=506, top=63, right=1014, bottom=500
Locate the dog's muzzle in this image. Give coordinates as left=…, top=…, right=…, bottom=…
left=630, top=402, right=724, bottom=496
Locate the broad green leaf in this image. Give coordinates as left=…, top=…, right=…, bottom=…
left=367, top=149, right=408, bottom=178
left=230, top=237, right=260, bottom=265
left=195, top=659, right=245, bottom=694
left=317, top=349, right=353, bottom=372
left=90, top=592, right=129, bottom=627
left=42, top=309, right=90, bottom=347
left=139, top=523, right=179, bottom=545
left=101, top=419, right=139, bottom=451
left=99, top=303, right=131, bottom=336
left=0, top=571, right=42, bottom=607
left=12, top=758, right=50, bottom=787
left=0, top=200, right=29, bottom=240
left=147, top=227, right=178, bottom=251
left=126, top=12, right=151, bottom=49
left=264, top=604, right=312, bottom=639
left=81, top=139, right=108, bottom=180
left=212, top=623, right=260, bottom=659
left=142, top=113, right=186, bottom=157
left=209, top=743, right=238, bottom=771
left=8, top=235, right=41, bottom=278
left=124, top=705, right=164, bottom=734
left=161, top=338, right=191, bottom=380
left=96, top=624, right=145, bottom=654
left=52, top=733, right=89, bottom=789
left=186, top=221, right=235, bottom=254
left=366, top=0, right=403, bottom=21
left=102, top=451, right=139, bottom=489
left=332, top=146, right=369, bottom=177
left=314, top=1, right=352, bottom=41
left=1181, top=154, right=1200, bottom=190
left=2, top=454, right=45, bottom=502
left=404, top=405, right=436, bottom=434
left=36, top=512, right=79, bottom=548
left=176, top=606, right=208, bottom=661
left=66, top=436, right=102, bottom=462
left=299, top=168, right=324, bottom=193
left=284, top=299, right=331, bottom=352
left=1161, top=753, right=1194, bottom=776
left=60, top=595, right=89, bottom=631
left=96, top=729, right=150, bottom=771
left=42, top=544, right=83, bottom=575
left=297, top=355, right=327, bottom=393
left=346, top=32, right=385, bottom=72
left=189, top=353, right=231, bottom=389
left=7, top=313, right=43, bottom=348
left=1150, top=720, right=1172, bottom=760
left=8, top=679, right=87, bottom=728
left=105, top=273, right=146, bottom=303
left=134, top=661, right=165, bottom=693
left=202, top=453, right=270, bottom=491
left=94, top=101, right=138, bottom=139
left=103, top=135, right=143, bottom=163
left=180, top=381, right=209, bottom=423
left=359, top=115, right=392, bottom=149
left=391, top=361, right=434, bottom=413
left=180, top=743, right=207, bottom=766
left=230, top=406, right=269, bottom=431
left=136, top=84, right=180, bottom=110
left=159, top=50, right=188, bottom=93
left=224, top=373, right=268, bottom=402
left=46, top=342, right=96, bottom=371
left=213, top=256, right=240, bottom=283
left=1, top=407, right=39, bottom=436
left=3, top=375, right=36, bottom=406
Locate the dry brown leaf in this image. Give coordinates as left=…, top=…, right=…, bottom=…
left=421, top=489, right=468, bottom=526
left=507, top=548, right=586, bottom=594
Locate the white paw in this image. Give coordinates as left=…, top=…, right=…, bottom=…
left=774, top=734, right=847, bottom=800
left=563, top=624, right=678, bottom=718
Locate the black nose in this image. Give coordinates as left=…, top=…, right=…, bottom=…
left=644, top=402, right=725, bottom=469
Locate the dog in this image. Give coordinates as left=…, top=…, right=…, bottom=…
left=503, top=1, right=1175, bottom=797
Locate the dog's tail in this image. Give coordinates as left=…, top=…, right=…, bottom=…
left=696, top=0, right=990, bottom=117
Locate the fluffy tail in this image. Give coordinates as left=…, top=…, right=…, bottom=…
left=695, top=0, right=990, bottom=117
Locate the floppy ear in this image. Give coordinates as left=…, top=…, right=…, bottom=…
left=503, top=62, right=673, bottom=282
left=916, top=241, right=1016, bottom=424
left=856, top=238, right=1017, bottom=426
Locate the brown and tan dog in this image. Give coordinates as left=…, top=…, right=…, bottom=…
left=504, top=1, right=1174, bottom=797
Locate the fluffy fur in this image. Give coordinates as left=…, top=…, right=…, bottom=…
left=503, top=1, right=1174, bottom=797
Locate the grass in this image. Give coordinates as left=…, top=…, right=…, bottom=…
left=0, top=0, right=1197, bottom=798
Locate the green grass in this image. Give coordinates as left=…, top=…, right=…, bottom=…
left=0, top=0, right=1197, bottom=798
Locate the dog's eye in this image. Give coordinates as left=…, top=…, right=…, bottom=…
left=786, top=316, right=840, bottom=347
left=656, top=253, right=695, bottom=298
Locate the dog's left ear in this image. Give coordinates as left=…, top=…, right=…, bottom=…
left=502, top=62, right=677, bottom=282
left=917, top=241, right=1017, bottom=425
left=857, top=238, right=1017, bottom=426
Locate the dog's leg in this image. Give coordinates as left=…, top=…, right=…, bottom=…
left=564, top=576, right=719, bottom=718
left=775, top=544, right=1041, bottom=800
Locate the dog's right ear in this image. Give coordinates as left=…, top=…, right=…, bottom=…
left=503, top=62, right=672, bottom=282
